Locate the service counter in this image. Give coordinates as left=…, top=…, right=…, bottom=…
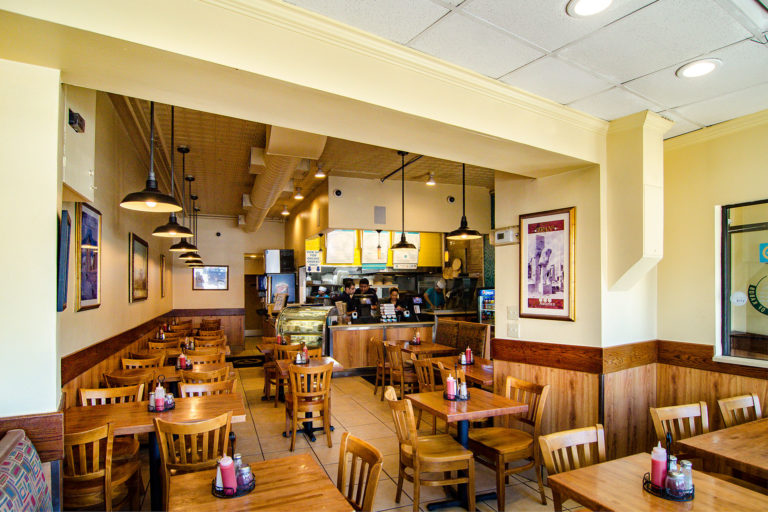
left=328, top=321, right=434, bottom=370
left=420, top=309, right=478, bottom=322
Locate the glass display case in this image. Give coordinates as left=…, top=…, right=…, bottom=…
left=275, top=305, right=335, bottom=351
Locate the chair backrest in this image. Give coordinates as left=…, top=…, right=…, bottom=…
left=180, top=366, right=229, bottom=383
left=104, top=370, right=153, bottom=400
left=434, top=320, right=458, bottom=348
left=154, top=411, right=232, bottom=474
left=122, top=355, right=162, bottom=369
left=718, top=393, right=762, bottom=428
left=185, top=347, right=221, bottom=356
left=129, top=351, right=167, bottom=367
left=650, top=402, right=709, bottom=445
left=539, top=424, right=606, bottom=476
left=196, top=329, right=224, bottom=338
left=178, top=379, right=236, bottom=397
left=169, top=320, right=192, bottom=331
left=370, top=339, right=386, bottom=367
left=457, top=321, right=489, bottom=357
left=307, top=347, right=322, bottom=359
left=148, top=340, right=180, bottom=351
left=288, top=362, right=333, bottom=405
left=158, top=330, right=183, bottom=339
left=79, top=384, right=144, bottom=406
left=194, top=336, right=226, bottom=347
left=436, top=361, right=465, bottom=386
left=186, top=353, right=226, bottom=365
left=199, top=318, right=221, bottom=330
left=337, top=432, right=383, bottom=512
left=502, top=376, right=550, bottom=435
left=412, top=356, right=438, bottom=392
left=384, top=344, right=406, bottom=372
left=276, top=345, right=302, bottom=360
left=63, top=423, right=114, bottom=508
left=384, top=387, right=419, bottom=457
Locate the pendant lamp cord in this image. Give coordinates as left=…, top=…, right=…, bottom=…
left=148, top=102, right=155, bottom=182
left=398, top=151, right=408, bottom=243
left=170, top=106, right=174, bottom=198
left=462, top=163, right=466, bottom=217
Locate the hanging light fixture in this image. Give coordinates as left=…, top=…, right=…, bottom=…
left=120, top=101, right=182, bottom=212
left=281, top=204, right=290, bottom=216
left=392, top=151, right=416, bottom=252
left=376, top=229, right=383, bottom=260
left=426, top=173, right=436, bottom=186
left=170, top=173, right=198, bottom=252
left=180, top=196, right=203, bottom=261
left=294, top=186, right=304, bottom=200
left=153, top=108, right=193, bottom=238
left=446, top=163, right=482, bottom=240
left=314, top=163, right=326, bottom=179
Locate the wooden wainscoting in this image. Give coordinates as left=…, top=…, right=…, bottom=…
left=0, top=410, right=64, bottom=462
left=603, top=363, right=657, bottom=458
left=167, top=308, right=245, bottom=350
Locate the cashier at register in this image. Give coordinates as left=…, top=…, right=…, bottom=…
left=387, top=287, right=406, bottom=311
left=423, top=279, right=446, bottom=310
left=335, top=279, right=355, bottom=311
left=354, top=278, right=378, bottom=309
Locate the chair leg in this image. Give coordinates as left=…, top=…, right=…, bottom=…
left=496, top=454, right=506, bottom=512
left=416, top=409, right=422, bottom=430
left=467, top=459, right=476, bottom=512
left=290, top=409, right=298, bottom=451
left=412, top=470, right=420, bottom=512
left=534, top=454, right=546, bottom=505
left=431, top=414, right=437, bottom=435
left=324, top=408, right=332, bottom=448
left=380, top=371, right=388, bottom=401
left=373, top=366, right=381, bottom=396
left=274, top=378, right=280, bottom=408
left=395, top=462, right=405, bottom=503
left=400, top=378, right=405, bottom=400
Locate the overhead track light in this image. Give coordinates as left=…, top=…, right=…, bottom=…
left=120, top=101, right=182, bottom=212
left=153, top=108, right=193, bottom=238
left=446, top=163, right=482, bottom=241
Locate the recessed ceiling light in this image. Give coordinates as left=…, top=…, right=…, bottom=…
left=675, top=59, right=722, bottom=78
left=566, top=0, right=612, bottom=17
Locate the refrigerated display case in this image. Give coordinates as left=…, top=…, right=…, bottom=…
left=478, top=288, right=495, bottom=325
left=275, top=305, right=335, bottom=351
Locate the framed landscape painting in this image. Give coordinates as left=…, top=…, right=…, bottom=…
left=192, top=265, right=229, bottom=291
left=76, top=203, right=101, bottom=311
left=519, top=207, right=575, bottom=321
left=129, top=233, right=149, bottom=302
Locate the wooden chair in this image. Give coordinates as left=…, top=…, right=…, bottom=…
left=63, top=423, right=142, bottom=511
left=196, top=330, right=224, bottom=339
left=539, top=424, right=606, bottom=512
left=436, top=361, right=465, bottom=387
left=718, top=393, right=762, bottom=427
left=650, top=402, right=709, bottom=456
left=195, top=336, right=226, bottom=347
left=180, top=366, right=229, bottom=383
left=285, top=362, right=334, bottom=451
left=122, top=355, right=162, bottom=369
left=104, top=370, right=153, bottom=400
left=467, top=376, right=550, bottom=511
left=185, top=347, right=222, bottom=356
left=385, top=344, right=419, bottom=399
left=411, top=356, right=441, bottom=434
left=178, top=379, right=236, bottom=397
left=199, top=318, right=221, bottom=330
left=157, top=330, right=182, bottom=339
left=78, top=385, right=144, bottom=463
left=129, top=351, right=167, bottom=367
left=337, top=432, right=383, bottom=512
left=154, top=411, right=232, bottom=510
left=370, top=339, right=389, bottom=400
left=272, top=345, right=302, bottom=408
left=186, top=353, right=226, bottom=365
left=261, top=341, right=278, bottom=401
left=148, top=339, right=180, bottom=351
left=384, top=387, right=475, bottom=512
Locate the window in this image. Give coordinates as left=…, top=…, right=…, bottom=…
left=721, top=199, right=768, bottom=362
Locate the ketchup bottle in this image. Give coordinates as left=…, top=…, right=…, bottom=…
left=651, top=442, right=667, bottom=487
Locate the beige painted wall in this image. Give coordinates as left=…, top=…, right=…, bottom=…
left=58, top=91, right=174, bottom=357
left=172, top=217, right=284, bottom=309
left=285, top=183, right=329, bottom=268
left=494, top=167, right=602, bottom=347
left=327, top=176, right=491, bottom=234
left=0, top=59, right=60, bottom=415
left=659, top=111, right=768, bottom=345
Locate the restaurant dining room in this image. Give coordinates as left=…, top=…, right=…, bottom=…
left=3, top=1, right=768, bottom=511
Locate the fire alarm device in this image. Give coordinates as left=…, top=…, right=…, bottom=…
left=68, top=109, right=85, bottom=133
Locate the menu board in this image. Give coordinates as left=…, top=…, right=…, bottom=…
left=325, top=229, right=356, bottom=264
left=361, top=230, right=390, bottom=264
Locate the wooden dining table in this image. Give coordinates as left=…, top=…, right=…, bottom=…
left=105, top=362, right=235, bottom=384
left=548, top=452, right=768, bottom=511
left=430, top=355, right=494, bottom=387
left=65, top=392, right=247, bottom=511
left=167, top=453, right=352, bottom=511
left=386, top=339, right=457, bottom=358
left=677, top=417, right=768, bottom=479
left=405, top=388, right=528, bottom=510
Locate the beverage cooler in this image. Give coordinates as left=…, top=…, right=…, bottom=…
left=478, top=288, right=495, bottom=325
left=275, top=305, right=335, bottom=352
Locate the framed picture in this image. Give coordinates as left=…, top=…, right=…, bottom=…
left=273, top=292, right=288, bottom=313
left=160, top=254, right=167, bottom=298
left=192, top=265, right=229, bottom=291
left=57, top=210, right=71, bottom=312
left=76, top=203, right=101, bottom=311
left=129, top=233, right=149, bottom=302
left=519, top=207, right=575, bottom=321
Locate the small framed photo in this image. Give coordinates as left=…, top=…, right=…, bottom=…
left=129, top=233, right=149, bottom=302
left=192, top=265, right=229, bottom=291
left=76, top=203, right=101, bottom=311
left=519, top=207, right=575, bottom=321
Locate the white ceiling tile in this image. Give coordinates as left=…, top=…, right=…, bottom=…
left=285, top=0, right=448, bottom=44
left=568, top=87, right=663, bottom=120
left=558, top=0, right=751, bottom=82
left=500, top=56, right=613, bottom=104
left=658, top=110, right=703, bottom=139
left=462, top=0, right=655, bottom=52
left=625, top=40, right=768, bottom=108
left=409, top=12, right=544, bottom=78
left=674, top=82, right=768, bottom=126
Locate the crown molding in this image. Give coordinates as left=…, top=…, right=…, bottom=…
left=665, top=108, right=768, bottom=151
left=202, top=0, right=608, bottom=137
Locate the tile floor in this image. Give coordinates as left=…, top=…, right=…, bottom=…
left=137, top=360, right=585, bottom=511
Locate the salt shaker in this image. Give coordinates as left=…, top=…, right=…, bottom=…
left=679, top=460, right=693, bottom=491
left=668, top=455, right=678, bottom=472
left=665, top=470, right=686, bottom=497
left=459, top=381, right=468, bottom=399
left=233, top=453, right=243, bottom=472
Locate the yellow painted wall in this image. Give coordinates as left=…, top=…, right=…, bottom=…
left=286, top=184, right=329, bottom=267
left=58, top=92, right=175, bottom=357
left=660, top=110, right=768, bottom=346
left=172, top=217, right=284, bottom=309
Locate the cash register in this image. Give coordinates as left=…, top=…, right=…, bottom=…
left=350, top=293, right=377, bottom=324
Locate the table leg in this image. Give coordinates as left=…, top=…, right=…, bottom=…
left=282, top=412, right=335, bottom=442
left=149, top=432, right=162, bottom=511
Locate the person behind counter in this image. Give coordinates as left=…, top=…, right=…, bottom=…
left=387, top=287, right=406, bottom=311
left=423, top=278, right=446, bottom=310
left=354, top=278, right=378, bottom=309
left=333, top=279, right=355, bottom=313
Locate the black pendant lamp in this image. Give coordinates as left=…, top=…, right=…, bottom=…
left=170, top=173, right=198, bottom=253
left=153, top=107, right=193, bottom=238
left=446, top=163, right=481, bottom=240
left=120, top=101, right=183, bottom=213
left=392, top=151, right=416, bottom=251
left=181, top=203, right=203, bottom=262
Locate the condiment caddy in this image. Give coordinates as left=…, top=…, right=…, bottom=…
left=211, top=453, right=255, bottom=498
left=459, top=347, right=474, bottom=365
left=642, top=433, right=694, bottom=501
left=443, top=366, right=470, bottom=401
left=147, top=376, right=175, bottom=412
